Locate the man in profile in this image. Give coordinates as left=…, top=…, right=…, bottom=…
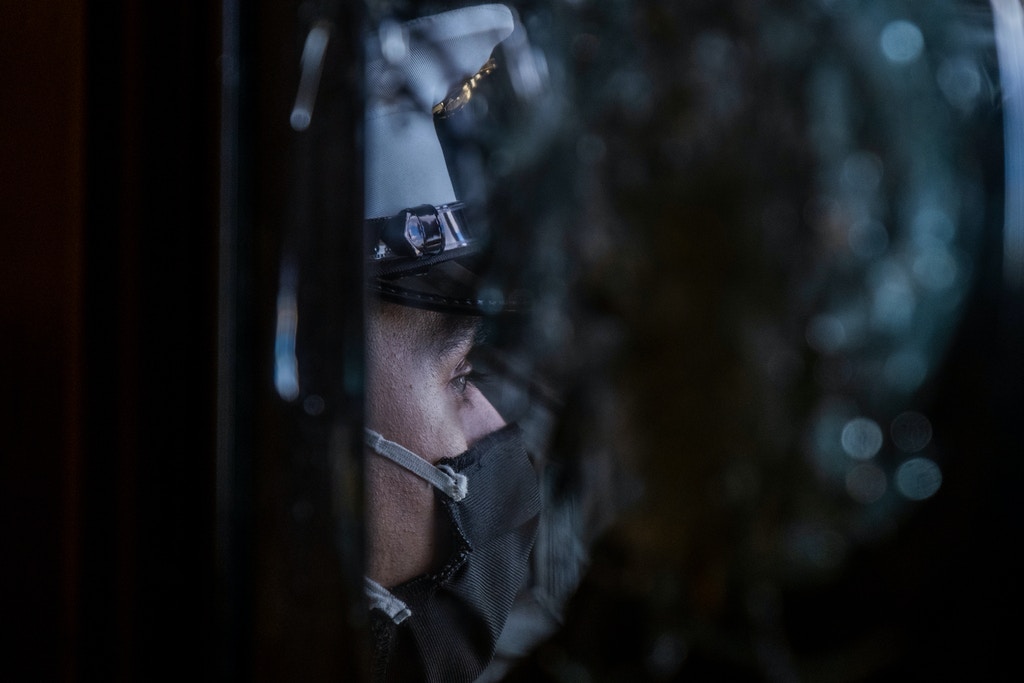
left=359, top=5, right=541, bottom=681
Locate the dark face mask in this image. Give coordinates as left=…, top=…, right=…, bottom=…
left=364, top=424, right=541, bottom=683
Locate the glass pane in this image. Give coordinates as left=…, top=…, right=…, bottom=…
left=229, top=0, right=1023, bottom=679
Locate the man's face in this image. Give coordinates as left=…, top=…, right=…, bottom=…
left=364, top=302, right=506, bottom=586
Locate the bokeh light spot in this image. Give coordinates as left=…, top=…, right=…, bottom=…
left=913, top=247, right=958, bottom=290
left=895, top=457, right=942, bottom=500
left=841, top=417, right=883, bottom=460
left=841, top=151, right=883, bottom=193
left=303, top=394, right=325, bottom=416
left=870, top=264, right=915, bottom=332
left=883, top=350, right=928, bottom=392
left=477, top=285, right=506, bottom=316
left=379, top=19, right=409, bottom=64
left=806, top=314, right=847, bottom=354
left=937, top=56, right=982, bottom=110
left=911, top=205, right=956, bottom=245
left=891, top=411, right=933, bottom=452
left=646, top=633, right=688, bottom=679
left=880, top=20, right=925, bottom=64
left=846, top=463, right=888, bottom=503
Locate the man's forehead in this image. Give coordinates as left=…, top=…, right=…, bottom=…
left=374, top=302, right=484, bottom=361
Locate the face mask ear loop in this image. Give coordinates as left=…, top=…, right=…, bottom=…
left=365, top=577, right=412, bottom=624
left=365, top=429, right=468, bottom=502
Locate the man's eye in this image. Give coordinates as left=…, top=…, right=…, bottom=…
left=451, top=369, right=486, bottom=396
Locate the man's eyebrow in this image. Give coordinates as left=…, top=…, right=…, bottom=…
left=434, top=318, right=483, bottom=360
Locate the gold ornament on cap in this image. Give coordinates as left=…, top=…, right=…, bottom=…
left=432, top=57, right=497, bottom=118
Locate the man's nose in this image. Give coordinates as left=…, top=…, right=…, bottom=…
left=462, top=386, right=506, bottom=446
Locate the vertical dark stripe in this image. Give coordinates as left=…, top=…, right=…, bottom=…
left=81, top=1, right=221, bottom=679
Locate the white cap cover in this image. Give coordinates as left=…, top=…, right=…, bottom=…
left=364, top=4, right=515, bottom=220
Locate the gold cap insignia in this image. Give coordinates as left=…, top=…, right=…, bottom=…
left=432, top=57, right=497, bottom=118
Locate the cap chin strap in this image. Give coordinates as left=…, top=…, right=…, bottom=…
left=364, top=429, right=469, bottom=502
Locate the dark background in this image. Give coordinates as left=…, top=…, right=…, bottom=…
left=2, top=1, right=366, bottom=680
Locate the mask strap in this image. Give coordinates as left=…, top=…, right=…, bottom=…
left=364, top=429, right=469, bottom=502
left=365, top=577, right=412, bottom=624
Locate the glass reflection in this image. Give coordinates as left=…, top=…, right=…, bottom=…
left=347, top=0, right=1019, bottom=679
